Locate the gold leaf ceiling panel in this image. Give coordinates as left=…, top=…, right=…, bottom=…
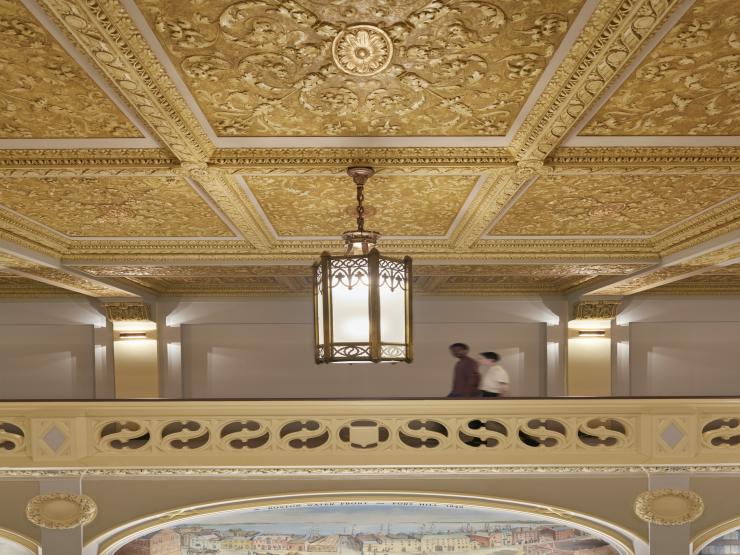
left=0, top=176, right=234, bottom=237
left=119, top=275, right=302, bottom=296
left=0, top=276, right=80, bottom=297
left=489, top=175, right=740, bottom=237
left=134, top=0, right=584, bottom=136
left=581, top=0, right=740, bottom=136
left=0, top=0, right=141, bottom=138
left=243, top=174, right=478, bottom=236
left=648, top=264, right=740, bottom=294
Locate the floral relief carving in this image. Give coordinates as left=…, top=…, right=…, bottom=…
left=26, top=492, right=97, bottom=529
left=0, top=0, right=140, bottom=138
left=582, top=0, right=740, bottom=136
left=0, top=176, right=233, bottom=238
left=122, top=275, right=291, bottom=295
left=332, top=25, right=392, bottom=76
left=0, top=276, right=78, bottom=297
left=490, top=175, right=740, bottom=237
left=244, top=174, right=477, bottom=236
left=78, top=265, right=312, bottom=277
left=135, top=0, right=583, bottom=136
left=0, top=253, right=133, bottom=297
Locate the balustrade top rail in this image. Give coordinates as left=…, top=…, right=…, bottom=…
left=0, top=398, right=737, bottom=470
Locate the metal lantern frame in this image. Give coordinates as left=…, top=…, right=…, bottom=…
left=312, top=167, right=413, bottom=364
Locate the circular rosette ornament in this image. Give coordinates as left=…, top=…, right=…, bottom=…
left=26, top=492, right=97, bottom=529
left=634, top=489, right=704, bottom=526
left=332, top=24, right=393, bottom=76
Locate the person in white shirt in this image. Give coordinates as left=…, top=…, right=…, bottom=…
left=477, top=351, right=510, bottom=397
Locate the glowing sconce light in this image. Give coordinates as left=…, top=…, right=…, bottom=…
left=577, top=330, right=607, bottom=337
left=313, top=167, right=413, bottom=364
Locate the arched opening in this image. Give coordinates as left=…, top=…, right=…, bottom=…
left=97, top=495, right=634, bottom=555
left=695, top=522, right=740, bottom=554
left=0, top=528, right=37, bottom=555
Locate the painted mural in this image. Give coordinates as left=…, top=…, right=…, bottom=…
left=0, top=537, right=33, bottom=555
left=699, top=528, right=740, bottom=554
left=112, top=501, right=623, bottom=555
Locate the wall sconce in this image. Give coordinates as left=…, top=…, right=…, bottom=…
left=118, top=332, right=148, bottom=339
left=577, top=330, right=607, bottom=337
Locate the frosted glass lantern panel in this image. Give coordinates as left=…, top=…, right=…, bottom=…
left=316, top=273, right=324, bottom=344
left=379, top=281, right=406, bottom=343
left=330, top=262, right=370, bottom=343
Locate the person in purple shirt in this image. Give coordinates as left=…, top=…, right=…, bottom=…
left=447, top=342, right=480, bottom=398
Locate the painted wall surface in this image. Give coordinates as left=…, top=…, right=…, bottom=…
left=567, top=331, right=611, bottom=397
left=0, top=324, right=95, bottom=399
left=181, top=320, right=545, bottom=398
left=174, top=297, right=554, bottom=398
left=629, top=322, right=740, bottom=396
left=113, top=338, right=159, bottom=398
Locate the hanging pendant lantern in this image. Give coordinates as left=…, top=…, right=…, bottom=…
left=313, top=167, right=413, bottom=364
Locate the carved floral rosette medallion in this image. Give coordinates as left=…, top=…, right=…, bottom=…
left=332, top=25, right=393, bottom=76
left=26, top=493, right=97, bottom=529
left=633, top=489, right=704, bottom=526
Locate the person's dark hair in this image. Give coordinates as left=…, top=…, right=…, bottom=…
left=449, top=342, right=469, bottom=350
left=479, top=351, right=500, bottom=362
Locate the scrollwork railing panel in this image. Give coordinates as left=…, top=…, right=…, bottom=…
left=702, top=418, right=740, bottom=448
left=577, top=417, right=633, bottom=449
left=1, top=399, right=739, bottom=468
left=97, top=420, right=151, bottom=451
left=399, top=419, right=449, bottom=449
left=0, top=421, right=25, bottom=454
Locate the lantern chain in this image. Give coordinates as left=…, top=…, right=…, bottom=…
left=354, top=172, right=366, bottom=232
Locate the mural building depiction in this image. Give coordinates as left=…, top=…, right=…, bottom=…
left=699, top=529, right=740, bottom=554
left=113, top=501, right=621, bottom=555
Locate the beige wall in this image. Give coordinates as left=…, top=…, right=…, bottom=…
left=0, top=324, right=96, bottom=399
left=113, top=335, right=159, bottom=398
left=567, top=329, right=612, bottom=396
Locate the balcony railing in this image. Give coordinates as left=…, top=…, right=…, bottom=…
left=0, top=398, right=738, bottom=470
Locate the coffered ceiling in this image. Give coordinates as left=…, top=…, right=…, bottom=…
left=0, top=0, right=738, bottom=299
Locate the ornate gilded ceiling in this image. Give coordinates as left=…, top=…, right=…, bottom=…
left=0, top=0, right=739, bottom=298
left=0, top=176, right=233, bottom=237
left=134, top=0, right=584, bottom=136
left=244, top=174, right=478, bottom=236
left=0, top=0, right=141, bottom=138
left=489, top=175, right=740, bottom=236
left=581, top=0, right=740, bottom=136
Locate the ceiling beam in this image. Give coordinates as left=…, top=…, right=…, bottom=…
left=566, top=230, right=740, bottom=299
left=509, top=0, right=687, bottom=161
left=180, top=164, right=275, bottom=251
left=0, top=239, right=155, bottom=300
left=31, top=0, right=212, bottom=162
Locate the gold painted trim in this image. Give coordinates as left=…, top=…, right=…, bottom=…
left=2, top=464, right=740, bottom=479
left=633, top=489, right=704, bottom=526
left=692, top=516, right=740, bottom=554
left=94, top=491, right=638, bottom=555
left=0, top=527, right=39, bottom=555
left=26, top=492, right=98, bottom=529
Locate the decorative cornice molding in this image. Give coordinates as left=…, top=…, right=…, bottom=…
left=25, top=492, right=97, bottom=529
left=179, top=164, right=274, bottom=250
left=573, top=300, right=621, bottom=320
left=210, top=148, right=515, bottom=169
left=35, top=0, right=212, bottom=161
left=0, top=149, right=175, bottom=166
left=510, top=0, right=682, bottom=160
left=102, top=302, right=151, bottom=322
left=634, top=489, right=704, bottom=526
left=2, top=465, right=740, bottom=479
left=550, top=147, right=740, bottom=167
